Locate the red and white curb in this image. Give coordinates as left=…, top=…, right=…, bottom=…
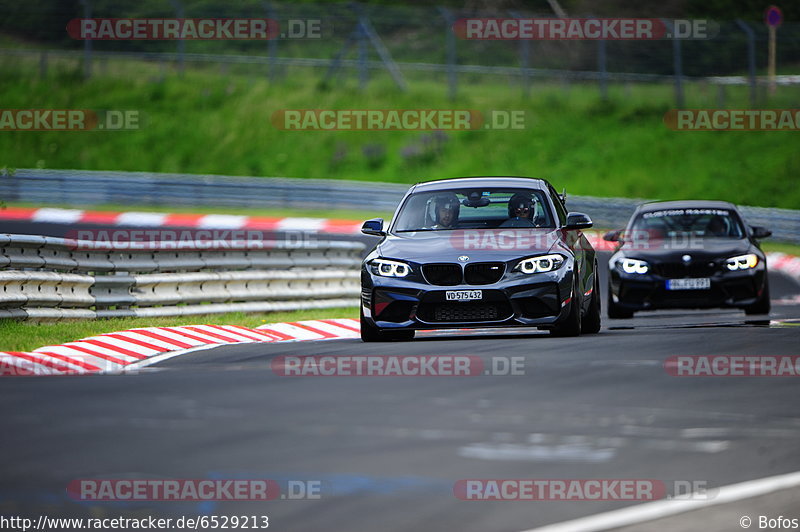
left=0, top=319, right=360, bottom=377
left=766, top=252, right=800, bottom=279
left=0, top=207, right=363, bottom=234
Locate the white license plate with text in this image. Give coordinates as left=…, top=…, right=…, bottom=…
left=445, top=290, right=483, bottom=301
left=666, top=278, right=711, bottom=290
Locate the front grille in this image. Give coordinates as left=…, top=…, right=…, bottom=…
left=465, top=262, right=504, bottom=285
left=432, top=304, right=499, bottom=321
left=416, top=299, right=513, bottom=322
left=653, top=261, right=718, bottom=279
left=422, top=263, right=462, bottom=285
left=659, top=290, right=716, bottom=303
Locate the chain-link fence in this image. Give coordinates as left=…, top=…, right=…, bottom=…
left=1, top=1, right=799, bottom=105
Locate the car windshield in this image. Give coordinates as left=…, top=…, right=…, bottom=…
left=393, top=188, right=555, bottom=232
left=630, top=208, right=745, bottom=239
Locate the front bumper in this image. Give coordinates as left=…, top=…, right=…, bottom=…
left=361, top=265, right=575, bottom=330
left=608, top=266, right=767, bottom=311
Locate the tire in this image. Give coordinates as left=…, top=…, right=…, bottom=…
left=551, top=277, right=582, bottom=337
left=607, top=283, right=634, bottom=319
left=744, top=277, right=771, bottom=315
left=581, top=271, right=602, bottom=334
left=360, top=308, right=415, bottom=342
left=360, top=308, right=384, bottom=342
left=385, top=329, right=416, bottom=341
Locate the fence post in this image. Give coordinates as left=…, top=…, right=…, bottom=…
left=597, top=36, right=608, bottom=101
left=735, top=19, right=757, bottom=108
left=170, top=0, right=185, bottom=77
left=263, top=1, right=278, bottom=82
left=663, top=19, right=684, bottom=108
left=357, top=19, right=368, bottom=90
left=357, top=6, right=408, bottom=91
left=673, top=36, right=684, bottom=108
left=510, top=11, right=531, bottom=97
left=39, top=50, right=48, bottom=79
left=79, top=0, right=92, bottom=79
left=717, top=84, right=726, bottom=108
left=438, top=7, right=457, bottom=101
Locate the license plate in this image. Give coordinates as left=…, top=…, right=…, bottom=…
left=445, top=290, right=483, bottom=301
left=666, top=278, right=711, bottom=290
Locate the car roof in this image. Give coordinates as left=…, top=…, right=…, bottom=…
left=636, top=200, right=739, bottom=212
left=411, top=176, right=551, bottom=192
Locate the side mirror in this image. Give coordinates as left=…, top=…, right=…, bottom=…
left=361, top=218, right=385, bottom=236
left=751, top=226, right=772, bottom=239
left=603, top=229, right=623, bottom=242
left=565, top=212, right=593, bottom=231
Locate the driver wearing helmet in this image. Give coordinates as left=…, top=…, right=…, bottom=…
left=500, top=192, right=537, bottom=228
left=430, top=193, right=460, bottom=229
left=705, top=215, right=728, bottom=237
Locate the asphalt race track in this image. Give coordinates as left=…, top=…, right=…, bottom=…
left=2, top=224, right=800, bottom=531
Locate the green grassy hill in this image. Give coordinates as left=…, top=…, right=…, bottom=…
left=1, top=57, right=798, bottom=209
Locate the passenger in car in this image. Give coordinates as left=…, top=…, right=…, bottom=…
left=500, top=192, right=537, bottom=228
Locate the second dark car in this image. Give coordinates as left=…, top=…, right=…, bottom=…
left=605, top=200, right=771, bottom=318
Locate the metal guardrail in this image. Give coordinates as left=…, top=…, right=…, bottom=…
left=0, top=233, right=364, bottom=320
left=0, top=169, right=409, bottom=211
left=3, top=169, right=799, bottom=243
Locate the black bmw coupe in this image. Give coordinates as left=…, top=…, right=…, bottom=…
left=359, top=177, right=600, bottom=341
left=605, top=200, right=772, bottom=318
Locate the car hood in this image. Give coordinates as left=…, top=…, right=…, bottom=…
left=377, top=229, right=564, bottom=263
left=618, top=237, right=755, bottom=262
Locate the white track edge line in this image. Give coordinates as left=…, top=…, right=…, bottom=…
left=521, top=469, right=800, bottom=532
left=121, top=344, right=222, bottom=372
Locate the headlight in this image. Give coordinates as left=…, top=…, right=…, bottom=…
left=620, top=258, right=649, bottom=274
left=370, top=258, right=411, bottom=278
left=513, top=254, right=565, bottom=274
left=725, top=254, right=758, bottom=271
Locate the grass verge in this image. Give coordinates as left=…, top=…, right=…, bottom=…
left=762, top=241, right=800, bottom=256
